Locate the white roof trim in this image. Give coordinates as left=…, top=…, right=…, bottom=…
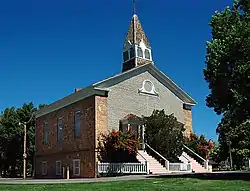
left=35, top=86, right=108, bottom=118
left=94, top=63, right=197, bottom=105
left=35, top=63, right=196, bottom=118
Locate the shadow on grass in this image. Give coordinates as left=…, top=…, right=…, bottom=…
left=147, top=172, right=250, bottom=181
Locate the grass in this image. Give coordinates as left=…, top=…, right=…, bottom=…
left=0, top=178, right=250, bottom=191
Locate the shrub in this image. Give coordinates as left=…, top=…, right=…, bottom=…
left=144, top=110, right=185, bottom=162
left=185, top=132, right=214, bottom=160
left=97, top=130, right=139, bottom=163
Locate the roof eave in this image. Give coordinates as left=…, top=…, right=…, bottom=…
left=35, top=86, right=109, bottom=119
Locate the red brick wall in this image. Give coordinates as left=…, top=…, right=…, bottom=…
left=35, top=95, right=98, bottom=178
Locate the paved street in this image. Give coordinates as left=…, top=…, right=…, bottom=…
left=0, top=174, right=154, bottom=184
left=1, top=171, right=249, bottom=184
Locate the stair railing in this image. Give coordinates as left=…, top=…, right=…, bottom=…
left=136, top=151, right=149, bottom=174
left=144, top=143, right=170, bottom=171
left=183, top=144, right=208, bottom=170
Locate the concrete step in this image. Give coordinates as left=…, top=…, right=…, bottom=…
left=178, top=151, right=209, bottom=173
left=137, top=150, right=168, bottom=174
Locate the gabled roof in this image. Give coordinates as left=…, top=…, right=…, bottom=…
left=94, top=63, right=197, bottom=105
left=35, top=63, right=196, bottom=118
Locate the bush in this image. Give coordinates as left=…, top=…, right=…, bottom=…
left=185, top=132, right=214, bottom=160
left=97, top=130, right=140, bottom=163
left=144, top=110, right=185, bottom=162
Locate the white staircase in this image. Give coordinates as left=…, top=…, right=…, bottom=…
left=137, top=150, right=168, bottom=174
left=179, top=152, right=209, bottom=173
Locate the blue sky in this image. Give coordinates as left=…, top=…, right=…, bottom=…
left=0, top=0, right=233, bottom=140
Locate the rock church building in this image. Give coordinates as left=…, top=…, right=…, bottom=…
left=35, top=13, right=196, bottom=178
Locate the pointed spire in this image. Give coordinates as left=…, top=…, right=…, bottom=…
left=123, top=15, right=151, bottom=49
left=122, top=1, right=153, bottom=72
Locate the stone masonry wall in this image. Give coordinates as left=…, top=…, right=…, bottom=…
left=183, top=106, right=193, bottom=137
left=95, top=96, right=108, bottom=144
left=107, top=71, right=186, bottom=131
left=35, top=96, right=96, bottom=178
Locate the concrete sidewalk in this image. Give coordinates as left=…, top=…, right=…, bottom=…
left=0, top=174, right=156, bottom=185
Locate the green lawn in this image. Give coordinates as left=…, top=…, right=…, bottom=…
left=0, top=178, right=250, bottom=191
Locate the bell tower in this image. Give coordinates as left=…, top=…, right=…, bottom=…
left=122, top=1, right=153, bottom=72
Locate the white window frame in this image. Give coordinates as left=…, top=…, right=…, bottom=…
left=41, top=161, right=47, bottom=175
left=74, top=111, right=81, bottom=137
left=73, top=159, right=80, bottom=176
left=55, top=160, right=62, bottom=176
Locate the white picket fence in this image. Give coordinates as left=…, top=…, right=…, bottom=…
left=169, top=163, right=192, bottom=172
left=98, top=162, right=148, bottom=174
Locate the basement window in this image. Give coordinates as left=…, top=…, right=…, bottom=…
left=41, top=161, right=47, bottom=175
left=73, top=159, right=80, bottom=176
left=56, top=161, right=62, bottom=176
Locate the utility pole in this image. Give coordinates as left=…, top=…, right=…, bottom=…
left=23, top=122, right=27, bottom=179
left=19, top=121, right=27, bottom=179
left=19, top=112, right=34, bottom=180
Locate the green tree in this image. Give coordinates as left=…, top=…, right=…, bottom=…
left=204, top=0, right=250, bottom=124
left=185, top=132, right=214, bottom=160
left=217, top=118, right=250, bottom=168
left=0, top=102, right=44, bottom=177
left=143, top=110, right=185, bottom=162
left=0, top=107, right=22, bottom=177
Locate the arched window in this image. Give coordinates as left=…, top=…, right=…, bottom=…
left=123, top=51, right=129, bottom=62
left=137, top=47, right=143, bottom=58
left=145, top=49, right=151, bottom=59
left=130, top=48, right=135, bottom=58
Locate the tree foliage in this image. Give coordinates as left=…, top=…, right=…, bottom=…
left=217, top=120, right=250, bottom=168
left=144, top=110, right=185, bottom=162
left=185, top=133, right=214, bottom=160
left=204, top=0, right=250, bottom=124
left=204, top=0, right=250, bottom=168
left=0, top=102, right=44, bottom=177
left=97, top=130, right=139, bottom=163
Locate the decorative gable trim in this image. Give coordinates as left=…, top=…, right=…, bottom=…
left=138, top=80, right=159, bottom=96
left=35, top=63, right=196, bottom=119
left=94, top=63, right=197, bottom=105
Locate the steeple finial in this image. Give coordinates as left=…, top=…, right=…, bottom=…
left=133, top=0, right=136, bottom=15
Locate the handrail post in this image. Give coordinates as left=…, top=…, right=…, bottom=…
left=204, top=160, right=209, bottom=170
left=142, top=125, right=145, bottom=151
left=165, top=160, right=169, bottom=171
left=146, top=161, right=149, bottom=174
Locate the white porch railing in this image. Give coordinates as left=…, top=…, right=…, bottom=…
left=98, top=162, right=148, bottom=174
left=169, top=163, right=192, bottom=172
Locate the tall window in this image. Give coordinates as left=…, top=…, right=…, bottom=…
left=43, top=121, right=49, bottom=145
left=137, top=47, right=143, bottom=58
left=74, top=111, right=81, bottom=137
left=57, top=118, right=63, bottom=142
left=129, top=48, right=135, bottom=58
left=56, top=161, right=62, bottom=176
left=145, top=49, right=151, bottom=59
left=123, top=51, right=129, bottom=62
left=42, top=161, right=47, bottom=175
left=73, top=159, right=80, bottom=176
